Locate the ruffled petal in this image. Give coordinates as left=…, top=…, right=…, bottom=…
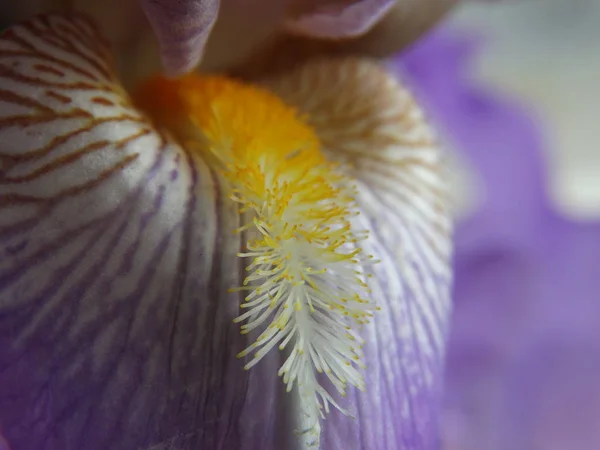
left=0, top=13, right=293, bottom=449
left=263, top=58, right=452, bottom=449
left=285, top=0, right=395, bottom=39
left=139, top=0, right=220, bottom=75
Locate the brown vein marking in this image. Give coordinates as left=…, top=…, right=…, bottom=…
left=0, top=114, right=147, bottom=161
left=0, top=28, right=17, bottom=41
left=114, top=128, right=153, bottom=150
left=42, top=33, right=109, bottom=82
left=40, top=14, right=110, bottom=55
left=1, top=20, right=112, bottom=84
left=332, top=146, right=438, bottom=169
left=0, top=114, right=148, bottom=160
left=0, top=28, right=36, bottom=52
left=67, top=15, right=104, bottom=42
left=0, top=63, right=110, bottom=92
left=33, top=63, right=65, bottom=78
left=0, top=89, right=54, bottom=112
left=0, top=108, right=92, bottom=127
left=30, top=19, right=113, bottom=82
left=0, top=152, right=139, bottom=206
left=45, top=90, right=71, bottom=104
left=1, top=140, right=110, bottom=183
left=0, top=50, right=102, bottom=84
left=0, top=25, right=103, bottom=82
left=309, top=99, right=415, bottom=134
left=91, top=96, right=114, bottom=107
left=341, top=139, right=437, bottom=159
left=55, top=18, right=113, bottom=71
left=0, top=156, right=16, bottom=175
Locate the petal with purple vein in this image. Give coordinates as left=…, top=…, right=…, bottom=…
left=0, top=13, right=292, bottom=450
left=139, top=0, right=220, bottom=75
left=263, top=58, right=452, bottom=449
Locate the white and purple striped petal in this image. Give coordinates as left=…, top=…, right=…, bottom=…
left=0, top=11, right=452, bottom=450
left=0, top=13, right=293, bottom=450
left=139, top=0, right=220, bottom=75
left=263, top=58, right=452, bottom=449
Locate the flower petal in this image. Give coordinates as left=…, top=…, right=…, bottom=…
left=285, top=0, right=395, bottom=39
left=263, top=59, right=452, bottom=448
left=0, top=13, right=293, bottom=449
left=139, top=0, right=220, bottom=75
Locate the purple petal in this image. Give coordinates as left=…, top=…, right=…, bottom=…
left=0, top=13, right=292, bottom=449
left=139, top=0, right=220, bottom=75
left=445, top=218, right=600, bottom=450
left=396, top=28, right=600, bottom=449
left=393, top=30, right=550, bottom=250
left=285, top=0, right=395, bottom=38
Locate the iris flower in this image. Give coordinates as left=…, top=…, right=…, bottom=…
left=0, top=4, right=452, bottom=450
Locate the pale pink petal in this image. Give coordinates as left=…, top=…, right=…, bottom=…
left=285, top=0, right=395, bottom=38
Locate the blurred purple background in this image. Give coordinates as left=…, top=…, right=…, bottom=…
left=397, top=1, right=600, bottom=449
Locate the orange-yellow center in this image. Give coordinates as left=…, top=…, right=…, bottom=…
left=134, top=75, right=327, bottom=174
left=134, top=75, right=376, bottom=433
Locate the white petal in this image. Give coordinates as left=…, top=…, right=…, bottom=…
left=0, top=13, right=291, bottom=450
left=262, top=58, right=452, bottom=449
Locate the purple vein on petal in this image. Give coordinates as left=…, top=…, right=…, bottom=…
left=0, top=13, right=291, bottom=449
left=259, top=58, right=452, bottom=450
